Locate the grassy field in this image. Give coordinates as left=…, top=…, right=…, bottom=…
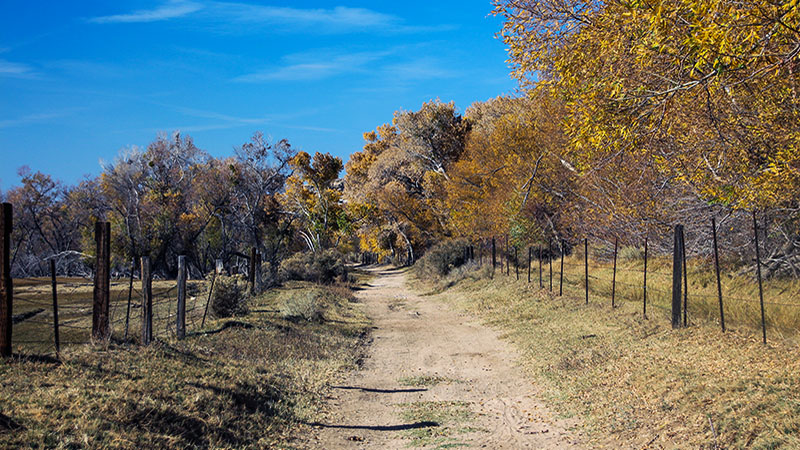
left=420, top=259, right=800, bottom=449
left=0, top=278, right=370, bottom=448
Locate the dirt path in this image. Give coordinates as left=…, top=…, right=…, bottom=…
left=306, top=267, right=583, bottom=449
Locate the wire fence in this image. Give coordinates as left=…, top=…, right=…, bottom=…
left=10, top=275, right=212, bottom=355
left=469, top=219, right=800, bottom=344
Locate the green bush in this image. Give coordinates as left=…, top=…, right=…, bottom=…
left=210, top=274, right=249, bottom=317
left=415, top=238, right=470, bottom=279
left=618, top=246, right=645, bottom=262
left=279, top=249, right=347, bottom=284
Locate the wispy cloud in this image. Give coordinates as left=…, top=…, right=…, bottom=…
left=208, top=3, right=397, bottom=31
left=0, top=110, right=79, bottom=129
left=88, top=0, right=203, bottom=24
left=384, top=58, right=457, bottom=80
left=234, top=50, right=390, bottom=82
left=0, top=59, right=38, bottom=78
left=87, top=1, right=452, bottom=34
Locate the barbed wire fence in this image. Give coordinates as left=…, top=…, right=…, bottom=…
left=468, top=211, right=798, bottom=345
left=0, top=203, right=264, bottom=358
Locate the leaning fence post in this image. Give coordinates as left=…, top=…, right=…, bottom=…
left=92, top=221, right=111, bottom=342
left=672, top=225, right=684, bottom=329
left=612, top=237, right=618, bottom=308
left=711, top=218, right=725, bottom=332
left=201, top=270, right=216, bottom=328
left=177, top=255, right=186, bottom=340
left=559, top=240, right=564, bottom=296
left=141, top=256, right=153, bottom=345
left=50, top=260, right=60, bottom=355
left=753, top=211, right=767, bottom=344
left=643, top=237, right=648, bottom=319
left=584, top=238, right=589, bottom=305
left=0, top=203, right=12, bottom=357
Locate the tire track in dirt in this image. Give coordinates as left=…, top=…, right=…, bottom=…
left=304, top=267, right=584, bottom=449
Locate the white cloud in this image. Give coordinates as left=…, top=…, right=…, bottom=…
left=234, top=50, right=390, bottom=82
left=88, top=0, right=203, bottom=24
left=209, top=3, right=397, bottom=30
left=0, top=59, right=37, bottom=78
left=0, top=111, right=72, bottom=129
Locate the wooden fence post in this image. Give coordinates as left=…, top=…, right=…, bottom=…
left=753, top=211, right=767, bottom=344
left=177, top=255, right=186, bottom=340
left=515, top=247, right=519, bottom=280
left=612, top=237, right=618, bottom=308
left=0, top=203, right=12, bottom=357
left=584, top=238, right=589, bottom=305
left=92, top=221, right=111, bottom=342
left=125, top=259, right=134, bottom=340
left=672, top=225, right=684, bottom=329
left=255, top=251, right=262, bottom=294
left=681, top=226, right=688, bottom=327
left=50, top=260, right=60, bottom=355
left=643, top=237, right=648, bottom=319
left=141, top=256, right=153, bottom=345
left=711, top=218, right=725, bottom=332
left=559, top=240, right=564, bottom=296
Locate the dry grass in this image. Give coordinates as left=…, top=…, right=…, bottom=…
left=0, top=279, right=370, bottom=449
left=418, top=263, right=800, bottom=449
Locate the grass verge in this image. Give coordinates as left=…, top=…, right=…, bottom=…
left=0, top=279, right=369, bottom=449
left=418, top=267, right=800, bottom=449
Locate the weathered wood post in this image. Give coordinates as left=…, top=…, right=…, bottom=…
left=50, top=260, right=60, bottom=355
left=753, top=211, right=767, bottom=344
left=711, top=218, right=725, bottom=332
left=671, top=225, right=684, bottom=329
left=0, top=203, right=12, bottom=357
left=584, top=238, right=589, bottom=305
left=254, top=251, right=262, bottom=294
left=141, top=256, right=153, bottom=345
left=92, top=221, right=111, bottom=342
left=124, top=259, right=134, bottom=340
left=612, top=237, right=618, bottom=308
left=177, top=255, right=186, bottom=340
left=681, top=226, right=688, bottom=327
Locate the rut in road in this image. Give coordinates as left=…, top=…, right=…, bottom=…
left=306, top=266, right=584, bottom=449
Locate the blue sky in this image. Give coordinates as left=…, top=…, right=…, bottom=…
left=0, top=1, right=518, bottom=189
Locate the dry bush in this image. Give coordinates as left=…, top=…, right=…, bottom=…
left=278, top=249, right=347, bottom=284
left=210, top=274, right=249, bottom=317
left=415, top=238, right=470, bottom=279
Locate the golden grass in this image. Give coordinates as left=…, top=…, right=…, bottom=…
left=0, top=280, right=370, bottom=449
left=417, top=263, right=800, bottom=449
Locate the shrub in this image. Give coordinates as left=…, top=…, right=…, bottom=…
left=415, top=238, right=470, bottom=279
left=279, top=290, right=326, bottom=322
left=210, top=274, right=249, bottom=317
left=279, top=249, right=347, bottom=284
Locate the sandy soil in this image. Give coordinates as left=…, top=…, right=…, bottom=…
left=305, top=267, right=584, bottom=449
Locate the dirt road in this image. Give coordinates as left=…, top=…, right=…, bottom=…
left=307, top=267, right=583, bottom=449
